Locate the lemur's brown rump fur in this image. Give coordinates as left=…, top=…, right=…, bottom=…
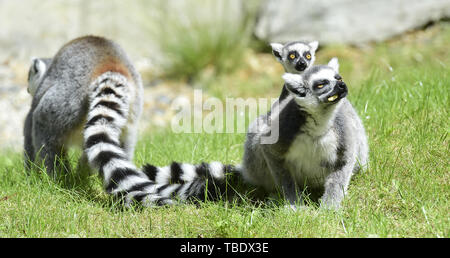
left=92, top=56, right=131, bottom=80
left=52, top=35, right=133, bottom=83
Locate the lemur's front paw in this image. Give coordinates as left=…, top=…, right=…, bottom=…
left=319, top=198, right=341, bottom=210
left=284, top=204, right=308, bottom=212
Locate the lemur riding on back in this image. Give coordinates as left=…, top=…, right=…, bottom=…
left=270, top=41, right=319, bottom=101
left=24, top=36, right=177, bottom=207
left=270, top=41, right=318, bottom=74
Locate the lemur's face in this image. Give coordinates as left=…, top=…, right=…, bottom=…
left=27, top=58, right=51, bottom=96
left=282, top=58, right=347, bottom=111
left=271, top=41, right=319, bottom=73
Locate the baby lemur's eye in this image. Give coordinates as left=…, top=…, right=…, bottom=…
left=317, top=84, right=324, bottom=88
left=304, top=52, right=311, bottom=60
left=288, top=51, right=298, bottom=60
left=335, top=75, right=342, bottom=81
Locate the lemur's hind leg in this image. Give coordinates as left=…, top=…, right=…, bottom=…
left=261, top=147, right=304, bottom=210
left=24, top=111, right=35, bottom=171
left=76, top=153, right=91, bottom=177
left=25, top=109, right=71, bottom=173
left=32, top=133, right=69, bottom=176
left=31, top=93, right=84, bottom=176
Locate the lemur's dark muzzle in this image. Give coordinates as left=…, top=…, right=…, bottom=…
left=337, top=81, right=347, bottom=90
left=326, top=81, right=348, bottom=103
left=295, top=59, right=307, bottom=71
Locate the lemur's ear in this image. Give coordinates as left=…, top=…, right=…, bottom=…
left=309, top=41, right=319, bottom=52
left=30, top=57, right=47, bottom=75
left=270, top=43, right=284, bottom=62
left=282, top=73, right=306, bottom=97
left=328, top=57, right=339, bottom=73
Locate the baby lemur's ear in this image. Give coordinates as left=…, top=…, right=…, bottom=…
left=308, top=41, right=319, bottom=52
left=328, top=57, right=339, bottom=73
left=270, top=43, right=284, bottom=62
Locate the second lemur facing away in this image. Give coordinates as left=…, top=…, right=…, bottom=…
left=141, top=58, right=368, bottom=209
left=24, top=36, right=177, bottom=206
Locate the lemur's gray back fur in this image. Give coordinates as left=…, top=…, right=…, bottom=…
left=24, top=36, right=179, bottom=207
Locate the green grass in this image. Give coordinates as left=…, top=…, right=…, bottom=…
left=0, top=23, right=449, bottom=238
left=139, top=0, right=257, bottom=81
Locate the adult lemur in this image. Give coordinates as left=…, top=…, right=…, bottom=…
left=24, top=36, right=175, bottom=206
left=241, top=58, right=369, bottom=209
left=141, top=58, right=368, bottom=209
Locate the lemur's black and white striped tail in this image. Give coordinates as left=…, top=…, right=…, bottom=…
left=83, top=72, right=174, bottom=207
left=141, top=161, right=241, bottom=202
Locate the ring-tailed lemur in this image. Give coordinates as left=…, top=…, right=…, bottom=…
left=270, top=41, right=319, bottom=102
left=139, top=58, right=368, bottom=209
left=241, top=58, right=369, bottom=209
left=24, top=36, right=176, bottom=207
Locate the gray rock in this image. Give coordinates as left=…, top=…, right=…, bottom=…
left=0, top=0, right=164, bottom=67
left=254, top=0, right=450, bottom=45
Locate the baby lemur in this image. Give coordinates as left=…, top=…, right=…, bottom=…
left=140, top=58, right=368, bottom=209
left=24, top=36, right=175, bottom=206
left=270, top=41, right=319, bottom=74
left=270, top=41, right=319, bottom=103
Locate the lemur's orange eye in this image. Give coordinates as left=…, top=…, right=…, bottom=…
left=317, top=84, right=324, bottom=88
left=306, top=54, right=311, bottom=59
left=289, top=54, right=296, bottom=59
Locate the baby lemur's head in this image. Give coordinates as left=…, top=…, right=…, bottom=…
left=27, top=57, right=52, bottom=96
left=282, top=58, right=347, bottom=112
left=271, top=41, right=319, bottom=73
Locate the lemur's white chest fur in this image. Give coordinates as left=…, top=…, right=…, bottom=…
left=284, top=129, right=338, bottom=188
